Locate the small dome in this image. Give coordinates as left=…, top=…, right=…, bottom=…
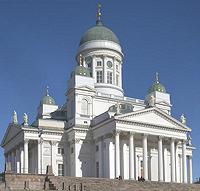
left=79, top=20, right=120, bottom=46
left=41, top=95, right=56, bottom=105
left=148, top=73, right=166, bottom=94
left=75, top=66, right=91, bottom=77
left=40, top=86, right=56, bottom=105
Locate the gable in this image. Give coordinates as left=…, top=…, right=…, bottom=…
left=1, top=124, right=21, bottom=146
left=122, top=112, right=176, bottom=128
left=116, top=107, right=189, bottom=131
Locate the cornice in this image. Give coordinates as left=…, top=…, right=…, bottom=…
left=115, top=119, right=187, bottom=134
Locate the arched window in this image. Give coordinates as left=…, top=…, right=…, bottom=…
left=81, top=99, right=89, bottom=115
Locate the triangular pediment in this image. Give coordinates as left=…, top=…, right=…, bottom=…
left=1, top=124, right=22, bottom=146
left=115, top=107, right=189, bottom=131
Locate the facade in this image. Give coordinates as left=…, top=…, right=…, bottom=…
left=1, top=5, right=194, bottom=184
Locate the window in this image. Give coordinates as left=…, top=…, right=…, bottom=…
left=96, top=71, right=103, bottom=83
left=58, top=164, right=64, bottom=176
left=107, top=71, right=113, bottom=84
left=116, top=74, right=119, bottom=86
left=116, top=64, right=119, bottom=71
left=71, top=147, right=74, bottom=154
left=58, top=147, right=64, bottom=155
left=81, top=99, right=89, bottom=115
left=96, top=145, right=99, bottom=152
left=97, top=61, right=102, bottom=66
left=96, top=162, right=99, bottom=178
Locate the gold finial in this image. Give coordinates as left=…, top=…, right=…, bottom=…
left=156, top=72, right=159, bottom=83
left=96, top=3, right=102, bottom=25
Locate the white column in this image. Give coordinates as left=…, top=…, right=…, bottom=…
left=143, top=134, right=148, bottom=180
left=115, top=130, right=120, bottom=178
left=182, top=140, right=187, bottom=183
left=16, top=147, right=20, bottom=173
left=188, top=156, right=193, bottom=184
left=129, top=132, right=135, bottom=180
left=158, top=136, right=163, bottom=181
left=24, top=139, right=29, bottom=173
left=51, top=141, right=57, bottom=175
left=103, top=55, right=106, bottom=83
left=171, top=138, right=175, bottom=182
left=98, top=139, right=103, bottom=177
left=175, top=144, right=179, bottom=182
left=11, top=151, right=15, bottom=172
left=20, top=146, right=24, bottom=173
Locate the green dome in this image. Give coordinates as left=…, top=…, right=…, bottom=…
left=40, top=87, right=56, bottom=105
left=79, top=23, right=120, bottom=46
left=75, top=66, right=91, bottom=77
left=148, top=73, right=166, bottom=94
left=41, top=95, right=56, bottom=105
left=148, top=82, right=166, bottom=94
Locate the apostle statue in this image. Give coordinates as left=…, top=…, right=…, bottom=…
left=180, top=113, right=186, bottom=125
left=12, top=110, right=18, bottom=124
left=188, top=134, right=192, bottom=146
left=23, top=113, right=28, bottom=126
left=148, top=94, right=155, bottom=107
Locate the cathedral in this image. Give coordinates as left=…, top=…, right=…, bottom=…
left=1, top=5, right=193, bottom=184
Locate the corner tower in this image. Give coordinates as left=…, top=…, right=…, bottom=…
left=77, top=4, right=124, bottom=97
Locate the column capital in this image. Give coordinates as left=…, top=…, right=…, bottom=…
left=143, top=133, right=148, bottom=137
left=171, top=137, right=175, bottom=142
left=24, top=139, right=29, bottom=144
left=113, top=129, right=121, bottom=136
left=38, top=138, right=43, bottom=145
left=158, top=136, right=163, bottom=140
left=50, top=141, right=57, bottom=146
left=129, top=131, right=135, bottom=136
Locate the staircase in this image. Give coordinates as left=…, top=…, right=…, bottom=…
left=48, top=176, right=200, bottom=191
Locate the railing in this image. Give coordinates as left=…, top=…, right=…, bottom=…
left=96, top=92, right=145, bottom=104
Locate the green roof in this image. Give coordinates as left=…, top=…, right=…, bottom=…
left=79, top=22, right=120, bottom=46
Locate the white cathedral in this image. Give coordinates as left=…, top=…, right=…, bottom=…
left=1, top=5, right=194, bottom=184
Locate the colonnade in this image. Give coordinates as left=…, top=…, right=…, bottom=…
left=5, top=139, right=58, bottom=175
left=114, top=130, right=193, bottom=183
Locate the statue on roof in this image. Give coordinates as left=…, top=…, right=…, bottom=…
left=180, top=113, right=186, bottom=125
left=12, top=110, right=18, bottom=124
left=23, top=113, right=28, bottom=126
left=148, top=94, right=155, bottom=107
left=188, top=134, right=192, bottom=146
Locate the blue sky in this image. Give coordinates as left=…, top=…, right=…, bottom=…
left=0, top=0, right=200, bottom=180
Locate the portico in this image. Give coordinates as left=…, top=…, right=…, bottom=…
left=92, top=106, right=193, bottom=183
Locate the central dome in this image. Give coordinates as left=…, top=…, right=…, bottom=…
left=79, top=22, right=120, bottom=46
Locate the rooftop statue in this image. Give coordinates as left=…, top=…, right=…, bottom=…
left=12, top=110, right=18, bottom=124
left=148, top=94, right=155, bottom=107
left=180, top=114, right=186, bottom=125
left=23, top=113, right=28, bottom=126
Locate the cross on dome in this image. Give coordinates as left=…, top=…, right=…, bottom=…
left=96, top=3, right=102, bottom=25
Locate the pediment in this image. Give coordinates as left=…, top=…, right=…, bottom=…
left=115, top=107, right=189, bottom=131
left=1, top=124, right=21, bottom=146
